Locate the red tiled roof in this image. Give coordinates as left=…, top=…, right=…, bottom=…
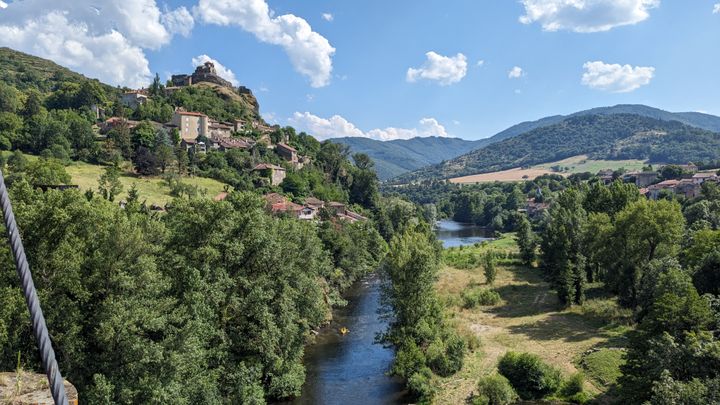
left=178, top=111, right=207, bottom=117
left=276, top=143, right=297, bottom=152
left=254, top=163, right=285, bottom=171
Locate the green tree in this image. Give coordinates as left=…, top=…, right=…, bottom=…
left=540, top=189, right=587, bottom=305
left=483, top=251, right=497, bottom=285
left=131, top=120, right=157, bottom=149
left=98, top=164, right=123, bottom=201
left=610, top=199, right=684, bottom=307
left=516, top=214, right=536, bottom=266
left=25, top=158, right=71, bottom=186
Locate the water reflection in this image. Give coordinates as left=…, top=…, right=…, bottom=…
left=435, top=219, right=493, bottom=248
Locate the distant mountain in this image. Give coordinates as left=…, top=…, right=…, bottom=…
left=479, top=104, right=720, bottom=147
left=335, top=105, right=720, bottom=181
left=396, top=113, right=720, bottom=182
left=332, top=136, right=484, bottom=180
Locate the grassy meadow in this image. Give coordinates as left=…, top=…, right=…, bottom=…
left=3, top=152, right=227, bottom=206
left=434, top=234, right=633, bottom=404
left=450, top=155, right=647, bottom=184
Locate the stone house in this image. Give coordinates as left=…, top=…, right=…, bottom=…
left=253, top=163, right=286, bottom=186
left=180, top=138, right=206, bottom=154
left=172, top=110, right=209, bottom=141
left=635, top=171, right=659, bottom=187
left=121, top=91, right=148, bottom=109
left=676, top=179, right=701, bottom=199
left=692, top=172, right=718, bottom=185
left=648, top=179, right=679, bottom=200
left=276, top=143, right=298, bottom=164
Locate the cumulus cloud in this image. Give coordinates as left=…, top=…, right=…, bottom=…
left=508, top=66, right=525, bottom=79
left=714, top=3, right=720, bottom=13
left=0, top=11, right=151, bottom=87
left=289, top=112, right=448, bottom=141
left=519, top=0, right=659, bottom=33
left=406, top=51, right=468, bottom=85
left=191, top=54, right=239, bottom=86
left=0, top=0, right=193, bottom=87
left=195, top=0, right=335, bottom=88
left=581, top=61, right=655, bottom=93
left=322, top=13, right=333, bottom=21
left=161, top=6, right=195, bottom=37
left=0, top=1, right=6, bottom=9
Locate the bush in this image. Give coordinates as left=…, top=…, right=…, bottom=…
left=462, top=287, right=501, bottom=308
left=407, top=367, right=436, bottom=404
left=426, top=334, right=465, bottom=377
left=472, top=374, right=518, bottom=405
left=561, top=372, right=585, bottom=397
left=497, top=351, right=562, bottom=400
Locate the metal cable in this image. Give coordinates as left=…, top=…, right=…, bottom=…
left=0, top=170, right=69, bottom=405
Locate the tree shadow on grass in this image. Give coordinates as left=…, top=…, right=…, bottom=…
left=488, top=282, right=561, bottom=318
left=506, top=312, right=607, bottom=343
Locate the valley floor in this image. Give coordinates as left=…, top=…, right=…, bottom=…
left=449, top=155, right=646, bottom=184
left=434, top=236, right=631, bottom=404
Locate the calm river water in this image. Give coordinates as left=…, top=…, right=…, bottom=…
left=293, top=221, right=486, bottom=404
left=435, top=219, right=493, bottom=248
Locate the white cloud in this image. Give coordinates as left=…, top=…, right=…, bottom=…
left=714, top=3, right=720, bottom=13
left=191, top=55, right=239, bottom=86
left=476, top=60, right=485, bottom=67
left=0, top=1, right=7, bottom=9
left=0, top=0, right=193, bottom=87
left=289, top=112, right=449, bottom=141
left=0, top=11, right=151, bottom=87
left=322, top=13, right=333, bottom=21
left=161, top=6, right=195, bottom=37
left=406, top=51, right=468, bottom=85
left=581, top=61, right=654, bottom=93
left=289, top=112, right=364, bottom=140
left=195, top=0, right=335, bottom=88
left=519, top=0, right=659, bottom=33
left=508, top=66, right=524, bottom=79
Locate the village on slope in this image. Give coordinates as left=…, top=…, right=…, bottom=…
left=97, top=61, right=366, bottom=223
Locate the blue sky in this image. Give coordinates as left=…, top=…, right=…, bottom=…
left=1, top=0, right=719, bottom=141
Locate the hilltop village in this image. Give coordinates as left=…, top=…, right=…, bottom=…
left=98, top=61, right=365, bottom=221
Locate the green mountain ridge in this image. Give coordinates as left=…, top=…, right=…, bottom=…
left=396, top=113, right=720, bottom=182
left=332, top=136, right=484, bottom=180
left=334, top=104, right=720, bottom=181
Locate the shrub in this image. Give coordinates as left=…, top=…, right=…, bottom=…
left=472, top=374, right=518, bottom=405
left=391, top=339, right=426, bottom=379
left=426, top=334, right=465, bottom=377
left=497, top=351, right=562, bottom=400
left=483, top=251, right=497, bottom=284
left=561, top=372, right=585, bottom=397
left=407, top=367, right=436, bottom=404
left=462, top=287, right=501, bottom=308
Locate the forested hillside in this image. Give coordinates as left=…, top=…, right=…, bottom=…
left=332, top=136, right=483, bottom=180
left=398, top=114, right=720, bottom=182
left=0, top=47, right=470, bottom=403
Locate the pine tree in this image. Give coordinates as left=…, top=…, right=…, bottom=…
left=516, top=214, right=536, bottom=266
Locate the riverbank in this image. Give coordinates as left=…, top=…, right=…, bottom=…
left=433, top=234, right=632, bottom=404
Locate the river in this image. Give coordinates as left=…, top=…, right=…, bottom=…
left=293, top=275, right=405, bottom=405
left=293, top=221, right=486, bottom=404
left=435, top=219, right=493, bottom=248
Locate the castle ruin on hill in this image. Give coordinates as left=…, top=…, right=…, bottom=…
left=171, top=61, right=252, bottom=95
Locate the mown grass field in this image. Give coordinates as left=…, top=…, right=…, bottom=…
left=3, top=152, right=227, bottom=206
left=450, top=155, right=647, bottom=184
left=434, top=235, right=632, bottom=404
